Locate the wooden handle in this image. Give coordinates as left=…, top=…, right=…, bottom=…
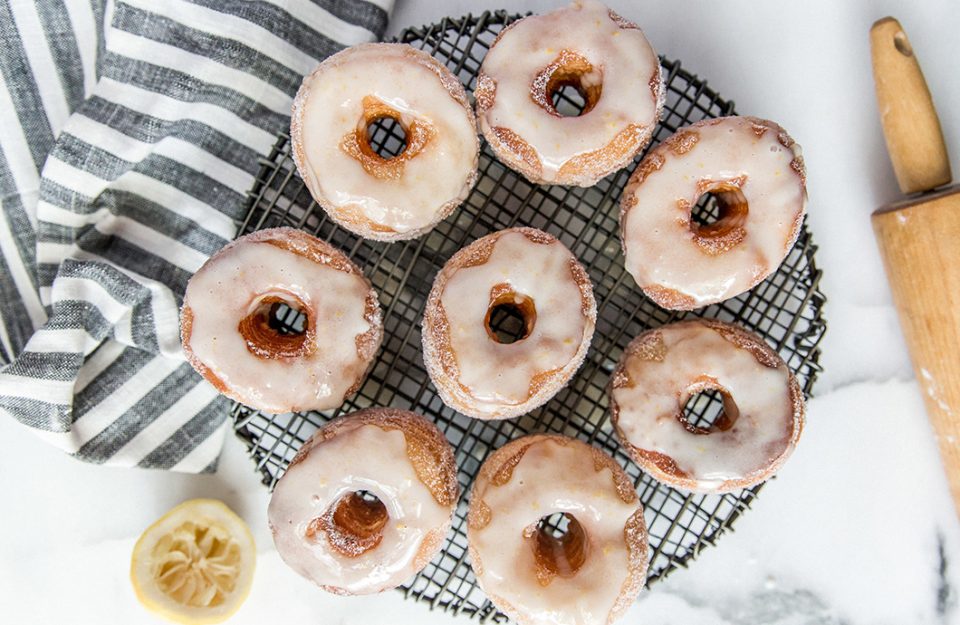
left=873, top=188, right=960, bottom=519
left=870, top=17, right=951, bottom=194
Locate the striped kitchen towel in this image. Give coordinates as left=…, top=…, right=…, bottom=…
left=0, top=0, right=391, bottom=472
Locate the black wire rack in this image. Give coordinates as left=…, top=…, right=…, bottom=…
left=231, top=10, right=827, bottom=622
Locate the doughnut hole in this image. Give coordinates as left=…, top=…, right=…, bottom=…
left=306, top=491, right=389, bottom=558
left=691, top=183, right=749, bottom=238
left=342, top=96, right=435, bottom=180
left=269, top=301, right=307, bottom=334
left=365, top=114, right=408, bottom=160
left=485, top=289, right=537, bottom=344
left=678, top=381, right=741, bottom=435
left=530, top=512, right=588, bottom=585
left=238, top=293, right=313, bottom=359
left=549, top=81, right=589, bottom=117
left=538, top=50, right=603, bottom=117
left=689, top=182, right=749, bottom=254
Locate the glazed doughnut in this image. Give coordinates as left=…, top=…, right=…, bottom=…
left=291, top=43, right=479, bottom=241
left=268, top=408, right=458, bottom=595
left=181, top=227, right=382, bottom=414
left=474, top=0, right=663, bottom=187
left=619, top=116, right=807, bottom=310
left=609, top=319, right=805, bottom=493
left=422, top=228, right=596, bottom=420
left=468, top=434, right=648, bottom=625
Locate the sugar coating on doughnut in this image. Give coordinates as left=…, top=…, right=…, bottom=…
left=422, top=228, right=596, bottom=420
left=475, top=0, right=663, bottom=186
left=468, top=434, right=648, bottom=625
left=610, top=320, right=805, bottom=493
left=291, top=43, right=479, bottom=241
left=181, top=227, right=382, bottom=414
left=619, top=116, right=807, bottom=310
left=268, top=408, right=458, bottom=595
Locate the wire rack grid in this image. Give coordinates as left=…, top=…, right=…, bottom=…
left=230, top=10, right=827, bottom=622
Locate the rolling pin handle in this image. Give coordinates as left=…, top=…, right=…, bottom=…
left=870, top=17, right=952, bottom=194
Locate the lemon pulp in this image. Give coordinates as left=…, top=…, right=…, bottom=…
left=131, top=499, right=255, bottom=624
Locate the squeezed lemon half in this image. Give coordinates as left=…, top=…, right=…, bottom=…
left=130, top=499, right=256, bottom=624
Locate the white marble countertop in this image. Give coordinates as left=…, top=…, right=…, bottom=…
left=3, top=1, right=960, bottom=624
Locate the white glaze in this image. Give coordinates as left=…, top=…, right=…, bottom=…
left=470, top=437, right=645, bottom=625
left=612, top=321, right=802, bottom=492
left=292, top=43, right=478, bottom=240
left=477, top=0, right=661, bottom=185
left=428, top=229, right=595, bottom=419
left=182, top=232, right=378, bottom=413
left=620, top=116, right=807, bottom=309
left=268, top=419, right=452, bottom=594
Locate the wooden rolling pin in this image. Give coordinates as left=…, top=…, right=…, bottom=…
left=870, top=17, right=960, bottom=519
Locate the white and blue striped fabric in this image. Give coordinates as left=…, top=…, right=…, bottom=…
left=0, top=0, right=392, bottom=472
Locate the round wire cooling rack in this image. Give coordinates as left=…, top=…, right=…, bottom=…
left=230, top=10, right=827, bottom=622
